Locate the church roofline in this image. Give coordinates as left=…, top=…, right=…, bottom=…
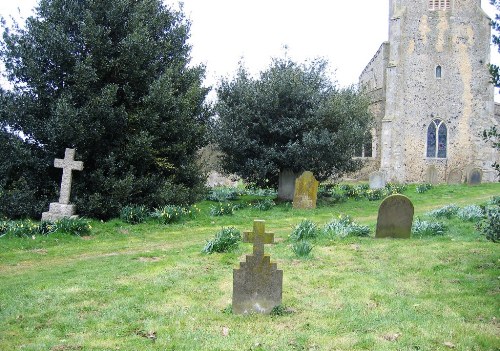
left=359, top=41, right=390, bottom=82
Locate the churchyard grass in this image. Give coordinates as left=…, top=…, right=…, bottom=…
left=0, top=183, right=498, bottom=350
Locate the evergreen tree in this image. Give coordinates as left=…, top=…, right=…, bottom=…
left=486, top=0, right=500, bottom=179
left=212, top=57, right=372, bottom=194
left=0, top=0, right=210, bottom=219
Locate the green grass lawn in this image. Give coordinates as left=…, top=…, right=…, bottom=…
left=0, top=183, right=499, bottom=351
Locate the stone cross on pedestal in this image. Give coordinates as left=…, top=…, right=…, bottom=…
left=233, top=220, right=283, bottom=314
left=41, top=148, right=84, bottom=222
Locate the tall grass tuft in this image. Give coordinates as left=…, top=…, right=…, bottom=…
left=457, top=205, right=484, bottom=222
left=202, top=227, right=241, bottom=253
left=290, top=219, right=320, bottom=241
left=323, top=214, right=370, bottom=238
left=412, top=218, right=447, bottom=237
left=120, top=205, right=149, bottom=224
left=426, top=204, right=460, bottom=219
left=291, top=240, right=313, bottom=257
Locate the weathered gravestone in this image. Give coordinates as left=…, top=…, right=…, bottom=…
left=292, top=171, right=319, bottom=209
left=426, top=165, right=439, bottom=184
left=278, top=169, right=299, bottom=201
left=369, top=171, right=386, bottom=189
left=375, top=194, right=414, bottom=239
left=233, top=220, right=283, bottom=314
left=447, top=168, right=463, bottom=184
left=467, top=168, right=482, bottom=185
left=41, top=148, right=84, bottom=221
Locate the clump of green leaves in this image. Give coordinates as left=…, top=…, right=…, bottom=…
left=55, top=218, right=92, bottom=236
left=416, top=183, right=433, bottom=194
left=270, top=304, right=294, bottom=316
left=0, top=218, right=90, bottom=238
left=206, top=187, right=240, bottom=202
left=291, top=240, right=313, bottom=257
left=120, top=205, right=149, bottom=224
left=323, top=214, right=370, bottom=238
left=209, top=203, right=235, bottom=216
left=3, top=219, right=42, bottom=238
left=365, top=188, right=385, bottom=201
left=202, top=227, right=241, bottom=253
left=457, top=205, right=484, bottom=222
left=478, top=204, right=500, bottom=243
left=245, top=187, right=277, bottom=197
left=412, top=218, right=447, bottom=237
left=385, top=182, right=407, bottom=194
left=427, top=204, right=460, bottom=219
left=253, top=199, right=276, bottom=211
left=290, top=219, right=320, bottom=241
left=151, top=205, right=195, bottom=224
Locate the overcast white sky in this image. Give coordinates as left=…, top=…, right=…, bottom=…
left=0, top=0, right=498, bottom=93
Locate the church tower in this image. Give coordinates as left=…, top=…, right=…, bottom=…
left=359, top=0, right=499, bottom=183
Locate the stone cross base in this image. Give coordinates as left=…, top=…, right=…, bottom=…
left=41, top=203, right=78, bottom=222
left=232, top=254, right=283, bottom=314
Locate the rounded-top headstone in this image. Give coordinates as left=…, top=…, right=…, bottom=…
left=375, top=194, right=414, bottom=239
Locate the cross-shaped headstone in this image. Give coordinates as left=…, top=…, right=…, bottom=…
left=54, top=148, right=83, bottom=204
left=243, top=220, right=274, bottom=257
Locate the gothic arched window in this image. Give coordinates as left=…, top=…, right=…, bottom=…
left=436, top=65, right=442, bottom=78
left=427, top=119, right=447, bottom=158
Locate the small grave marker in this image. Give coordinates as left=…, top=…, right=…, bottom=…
left=467, top=168, right=482, bottom=185
left=375, top=194, right=414, bottom=239
left=426, top=165, right=439, bottom=184
left=41, top=148, right=84, bottom=221
left=232, top=220, right=283, bottom=314
left=369, top=171, right=386, bottom=189
left=447, top=168, right=463, bottom=184
left=292, top=171, right=319, bottom=209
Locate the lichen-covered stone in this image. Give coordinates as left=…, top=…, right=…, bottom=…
left=292, top=171, right=319, bottom=209
left=41, top=148, right=83, bottom=221
left=375, top=194, right=414, bottom=239
left=232, top=220, right=282, bottom=314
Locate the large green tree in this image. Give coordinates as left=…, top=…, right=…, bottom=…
left=490, top=0, right=500, bottom=87
left=212, top=57, right=372, bottom=194
left=485, top=0, right=500, bottom=179
left=0, top=0, right=210, bottom=219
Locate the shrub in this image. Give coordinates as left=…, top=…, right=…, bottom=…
left=120, top=205, right=149, bottom=224
left=254, top=199, right=276, bottom=211
left=479, top=205, right=500, bottom=243
left=412, top=218, right=447, bottom=237
left=206, top=187, right=240, bottom=202
left=55, top=217, right=91, bottom=236
left=291, top=240, right=313, bottom=257
left=457, top=205, right=484, bottom=222
left=427, top=204, right=460, bottom=219
left=416, top=183, right=433, bottom=194
left=209, top=202, right=235, bottom=216
left=202, top=227, right=241, bottom=253
left=290, top=219, right=320, bottom=241
left=323, top=214, right=370, bottom=238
